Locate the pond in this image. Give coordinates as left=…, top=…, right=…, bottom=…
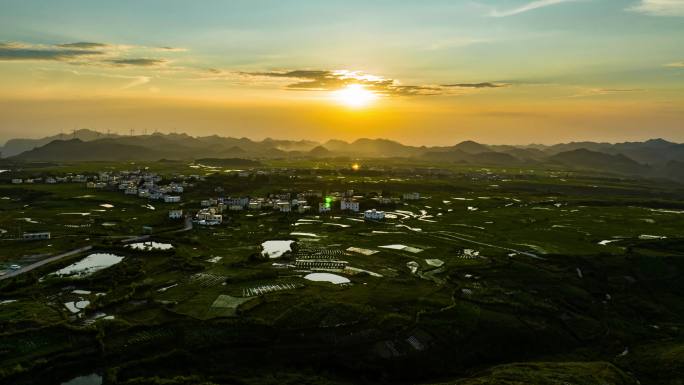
left=261, top=240, right=294, bottom=259
left=50, top=253, right=124, bottom=278
left=379, top=244, right=423, bottom=253
left=290, top=232, right=319, bottom=237
left=304, top=272, right=350, bottom=284
left=61, top=373, right=102, bottom=385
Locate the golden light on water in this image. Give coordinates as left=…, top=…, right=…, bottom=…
left=333, top=84, right=377, bottom=108
left=351, top=163, right=361, bottom=171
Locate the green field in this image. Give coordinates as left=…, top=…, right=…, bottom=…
left=0, top=159, right=683, bottom=385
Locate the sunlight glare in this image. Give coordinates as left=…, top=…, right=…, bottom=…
left=333, top=84, right=377, bottom=108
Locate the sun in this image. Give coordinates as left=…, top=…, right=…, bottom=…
left=333, top=84, right=377, bottom=108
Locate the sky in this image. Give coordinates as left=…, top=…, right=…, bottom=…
left=0, top=0, right=682, bottom=145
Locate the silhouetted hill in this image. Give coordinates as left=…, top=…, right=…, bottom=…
left=12, top=139, right=162, bottom=161
left=421, top=149, right=522, bottom=165
left=544, top=141, right=613, bottom=155
left=0, top=129, right=119, bottom=157
left=549, top=149, right=650, bottom=175
left=193, top=158, right=262, bottom=167
left=452, top=140, right=491, bottom=154
left=308, top=145, right=332, bottom=157
left=6, top=131, right=684, bottom=182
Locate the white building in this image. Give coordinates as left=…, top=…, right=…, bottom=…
left=403, top=192, right=421, bottom=201
left=196, top=209, right=222, bottom=225
left=340, top=199, right=360, bottom=212
left=169, top=209, right=183, bottom=219
left=169, top=184, right=184, bottom=193
left=225, top=197, right=249, bottom=208
left=364, top=209, right=385, bottom=220
left=11, top=179, right=22, bottom=184
left=277, top=201, right=291, bottom=212
left=377, top=197, right=395, bottom=205
left=164, top=195, right=181, bottom=203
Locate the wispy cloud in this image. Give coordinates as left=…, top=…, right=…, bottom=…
left=107, top=58, right=167, bottom=67
left=242, top=69, right=508, bottom=97
left=627, top=0, right=684, bottom=16
left=155, top=46, right=187, bottom=52
left=568, top=87, right=644, bottom=98
left=57, top=42, right=110, bottom=49
left=490, top=0, right=580, bottom=17
left=441, top=82, right=509, bottom=88
left=121, top=76, right=151, bottom=89
left=0, top=42, right=104, bottom=61
left=0, top=41, right=179, bottom=69
left=665, top=61, right=684, bottom=67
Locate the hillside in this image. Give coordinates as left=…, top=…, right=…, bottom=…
left=549, top=149, right=651, bottom=175
left=12, top=139, right=163, bottom=161
left=0, top=129, right=120, bottom=158
left=5, top=131, right=684, bottom=182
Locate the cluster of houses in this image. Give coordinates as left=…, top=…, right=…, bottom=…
left=11, top=175, right=88, bottom=184
left=10, top=170, right=202, bottom=204
left=188, top=190, right=421, bottom=226
left=82, top=171, right=197, bottom=203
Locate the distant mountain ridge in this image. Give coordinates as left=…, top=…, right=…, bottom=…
left=0, top=129, right=120, bottom=158
left=4, top=131, right=684, bottom=182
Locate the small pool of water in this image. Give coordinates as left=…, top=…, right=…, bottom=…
left=290, top=232, right=319, bottom=237
left=61, top=373, right=102, bottom=385
left=379, top=244, right=423, bottom=253
left=261, top=240, right=294, bottom=259
left=304, top=272, right=350, bottom=284
left=50, top=253, right=124, bottom=278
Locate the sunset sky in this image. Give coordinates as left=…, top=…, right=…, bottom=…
left=0, top=0, right=683, bottom=145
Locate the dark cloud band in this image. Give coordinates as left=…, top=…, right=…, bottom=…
left=244, top=70, right=506, bottom=96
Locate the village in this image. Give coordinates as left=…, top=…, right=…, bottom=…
left=10, top=166, right=425, bottom=229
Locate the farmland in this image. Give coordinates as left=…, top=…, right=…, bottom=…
left=0, top=159, right=683, bottom=385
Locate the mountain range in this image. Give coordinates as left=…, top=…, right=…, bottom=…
left=2, top=129, right=684, bottom=181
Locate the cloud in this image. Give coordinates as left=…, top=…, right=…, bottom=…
left=0, top=41, right=181, bottom=69
left=121, top=76, right=151, bottom=89
left=665, top=61, right=684, bottom=67
left=155, top=46, right=187, bottom=52
left=243, top=70, right=439, bottom=96
left=0, top=44, right=103, bottom=61
left=627, top=0, right=684, bottom=16
left=242, top=69, right=506, bottom=96
left=106, top=58, right=167, bottom=67
left=57, top=42, right=109, bottom=49
left=441, top=82, right=509, bottom=88
left=490, top=0, right=580, bottom=17
left=568, top=88, right=644, bottom=98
